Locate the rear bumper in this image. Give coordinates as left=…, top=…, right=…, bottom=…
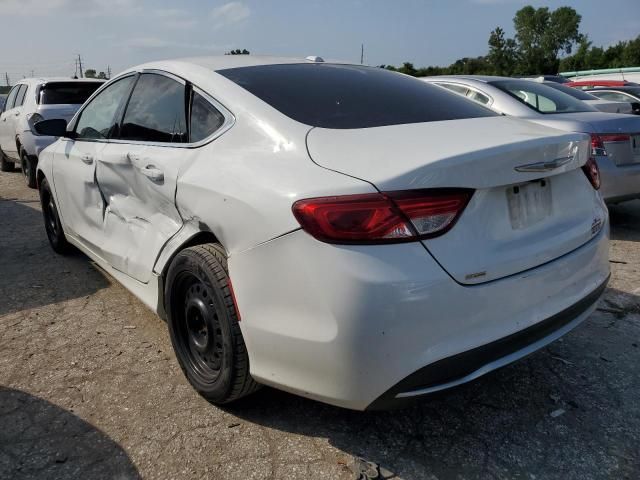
left=366, top=276, right=608, bottom=410
left=230, top=219, right=610, bottom=410
left=596, top=154, right=640, bottom=203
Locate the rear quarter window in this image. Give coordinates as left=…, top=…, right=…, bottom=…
left=218, top=64, right=497, bottom=129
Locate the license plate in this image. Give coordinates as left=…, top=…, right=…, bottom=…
left=507, top=180, right=552, bottom=230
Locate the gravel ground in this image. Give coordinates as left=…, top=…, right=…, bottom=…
left=1, top=169, right=639, bottom=480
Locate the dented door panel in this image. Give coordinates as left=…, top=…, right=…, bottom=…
left=95, top=143, right=188, bottom=284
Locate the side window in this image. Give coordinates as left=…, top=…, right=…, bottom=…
left=467, top=89, right=490, bottom=105
left=120, top=73, right=187, bottom=143
left=190, top=90, right=225, bottom=143
left=15, top=85, right=28, bottom=107
left=439, top=83, right=470, bottom=96
left=3, top=85, right=20, bottom=111
left=75, top=76, right=136, bottom=140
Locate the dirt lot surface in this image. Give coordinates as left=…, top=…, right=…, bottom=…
left=1, top=169, right=639, bottom=480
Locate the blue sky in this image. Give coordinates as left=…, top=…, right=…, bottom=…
left=1, top=0, right=638, bottom=80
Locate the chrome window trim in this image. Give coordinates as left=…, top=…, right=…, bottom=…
left=70, top=69, right=235, bottom=149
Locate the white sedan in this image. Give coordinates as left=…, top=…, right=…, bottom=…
left=34, top=56, right=610, bottom=410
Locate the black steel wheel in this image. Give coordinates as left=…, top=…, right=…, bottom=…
left=165, top=244, right=260, bottom=404
left=39, top=177, right=71, bottom=254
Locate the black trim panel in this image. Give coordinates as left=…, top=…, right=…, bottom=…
left=366, top=276, right=609, bottom=410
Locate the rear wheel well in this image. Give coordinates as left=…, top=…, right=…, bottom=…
left=36, top=170, right=46, bottom=189
left=158, top=230, right=223, bottom=320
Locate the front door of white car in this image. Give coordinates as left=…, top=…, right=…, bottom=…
left=94, top=72, right=190, bottom=284
left=53, top=75, right=137, bottom=255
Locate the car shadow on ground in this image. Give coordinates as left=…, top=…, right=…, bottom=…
left=226, top=284, right=640, bottom=479
left=0, top=387, right=140, bottom=479
left=609, top=199, right=640, bottom=242
left=0, top=196, right=110, bottom=317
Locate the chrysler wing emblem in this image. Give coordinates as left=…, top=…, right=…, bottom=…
left=515, top=155, right=574, bottom=173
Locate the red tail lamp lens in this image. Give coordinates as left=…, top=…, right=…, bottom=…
left=582, top=157, right=601, bottom=190
left=292, top=189, right=473, bottom=244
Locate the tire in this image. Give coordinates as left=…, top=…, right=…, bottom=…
left=21, top=149, right=37, bottom=188
left=39, top=177, right=72, bottom=254
left=165, top=243, right=260, bottom=404
left=0, top=148, right=14, bottom=172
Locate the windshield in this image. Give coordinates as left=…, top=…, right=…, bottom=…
left=38, top=82, right=103, bottom=105
left=490, top=79, right=594, bottom=114
left=218, top=64, right=497, bottom=129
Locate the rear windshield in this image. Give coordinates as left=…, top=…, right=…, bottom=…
left=543, top=82, right=596, bottom=100
left=38, top=82, right=103, bottom=105
left=217, top=64, right=497, bottom=129
left=490, top=79, right=593, bottom=114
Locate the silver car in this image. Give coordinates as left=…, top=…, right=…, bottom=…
left=422, top=75, right=640, bottom=204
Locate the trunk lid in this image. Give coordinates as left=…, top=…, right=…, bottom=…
left=306, top=116, right=606, bottom=284
left=528, top=112, right=640, bottom=166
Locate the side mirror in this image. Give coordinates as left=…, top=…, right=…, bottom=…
left=34, top=118, right=70, bottom=137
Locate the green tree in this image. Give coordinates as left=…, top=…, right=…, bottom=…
left=487, top=27, right=518, bottom=75
left=84, top=69, right=97, bottom=78
left=97, top=71, right=107, bottom=79
left=513, top=6, right=583, bottom=74
left=225, top=49, right=250, bottom=55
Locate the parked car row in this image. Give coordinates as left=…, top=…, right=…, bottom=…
left=0, top=78, right=104, bottom=186
left=421, top=75, right=640, bottom=204
left=2, top=56, right=632, bottom=410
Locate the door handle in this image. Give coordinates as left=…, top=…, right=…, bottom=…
left=140, top=164, right=164, bottom=182
left=81, top=154, right=94, bottom=165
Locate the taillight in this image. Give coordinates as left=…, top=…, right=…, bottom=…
left=582, top=157, right=601, bottom=190
left=591, top=133, right=631, bottom=156
left=292, top=189, right=473, bottom=244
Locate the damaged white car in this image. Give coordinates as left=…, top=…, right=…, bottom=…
left=35, top=57, right=610, bottom=410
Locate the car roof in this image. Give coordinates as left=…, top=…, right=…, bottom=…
left=422, top=75, right=515, bottom=83
left=567, top=80, right=637, bottom=87
left=124, top=55, right=352, bottom=74
left=15, top=77, right=106, bottom=86
left=586, top=86, right=640, bottom=93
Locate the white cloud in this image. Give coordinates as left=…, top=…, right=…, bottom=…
left=210, top=1, right=250, bottom=29
left=154, top=8, right=197, bottom=29
left=124, top=36, right=226, bottom=52
left=0, top=0, right=140, bottom=16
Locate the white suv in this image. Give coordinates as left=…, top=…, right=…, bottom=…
left=0, top=78, right=104, bottom=187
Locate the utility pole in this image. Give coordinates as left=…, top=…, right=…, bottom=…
left=77, top=54, right=84, bottom=78
left=360, top=44, right=364, bottom=65
left=4, top=73, right=9, bottom=86
left=107, top=65, right=111, bottom=79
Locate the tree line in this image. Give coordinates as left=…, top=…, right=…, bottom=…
left=382, top=5, right=640, bottom=77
